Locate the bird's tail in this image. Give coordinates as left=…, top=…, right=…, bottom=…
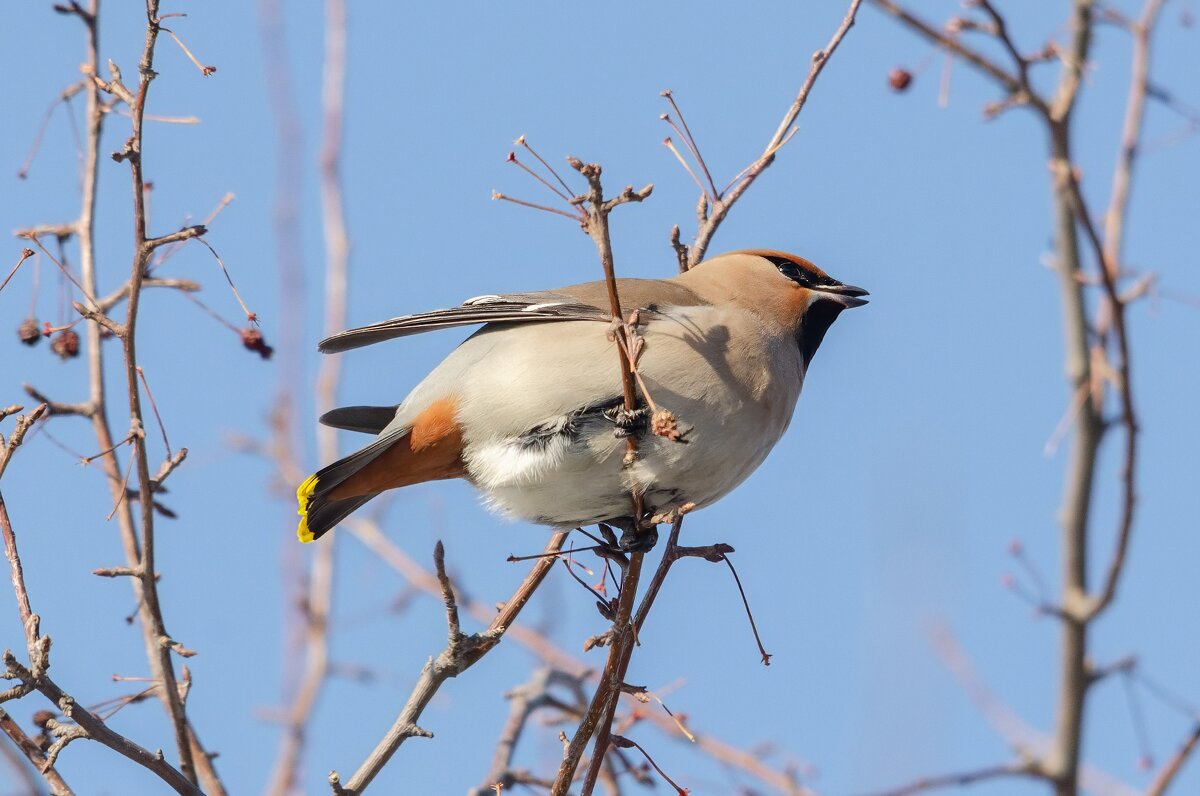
left=296, top=431, right=404, bottom=543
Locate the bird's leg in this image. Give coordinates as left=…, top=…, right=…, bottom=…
left=592, top=523, right=630, bottom=575
left=605, top=516, right=660, bottom=553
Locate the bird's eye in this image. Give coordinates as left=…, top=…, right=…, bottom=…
left=776, top=262, right=805, bottom=283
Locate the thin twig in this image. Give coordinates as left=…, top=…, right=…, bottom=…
left=689, top=0, right=863, bottom=265
left=1146, top=723, right=1200, bottom=796
left=858, top=760, right=1042, bottom=796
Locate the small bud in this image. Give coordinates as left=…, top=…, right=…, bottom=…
left=240, top=327, right=274, bottom=360
left=1008, top=538, right=1023, bottom=556
left=1000, top=573, right=1015, bottom=589
left=202, top=65, right=217, bottom=76
left=51, top=329, right=80, bottom=359
left=888, top=67, right=913, bottom=92
left=18, top=318, right=40, bottom=346
left=32, top=710, right=55, bottom=728
left=1138, top=755, right=1153, bottom=771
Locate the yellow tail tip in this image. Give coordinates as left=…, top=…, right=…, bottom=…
left=296, top=474, right=319, bottom=543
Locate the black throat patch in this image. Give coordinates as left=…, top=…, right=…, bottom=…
left=798, top=298, right=844, bottom=369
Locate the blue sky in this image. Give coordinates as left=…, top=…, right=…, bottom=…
left=1, top=2, right=1198, bottom=794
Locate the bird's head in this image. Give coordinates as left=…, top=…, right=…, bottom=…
left=684, top=249, right=868, bottom=367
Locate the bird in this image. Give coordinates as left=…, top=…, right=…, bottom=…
left=296, top=249, right=866, bottom=546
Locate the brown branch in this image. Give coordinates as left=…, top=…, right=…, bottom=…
left=95, top=277, right=201, bottom=314
left=1145, top=724, right=1200, bottom=796
left=860, top=760, right=1043, bottom=796
left=544, top=158, right=661, bottom=796
left=0, top=407, right=196, bottom=792
left=348, top=518, right=815, bottom=795
left=333, top=532, right=568, bottom=794
left=0, top=404, right=47, bottom=482
left=471, top=668, right=590, bottom=796
left=0, top=706, right=74, bottom=795
left=113, top=5, right=198, bottom=780
left=263, top=2, right=347, bottom=792
left=0, top=248, right=35, bottom=295
left=3, top=655, right=201, bottom=795
left=554, top=550, right=646, bottom=795
left=1085, top=0, right=1166, bottom=621
left=868, top=1, right=1022, bottom=97
left=689, top=0, right=862, bottom=266
left=58, top=3, right=226, bottom=790
left=569, top=157, right=649, bottom=465
left=348, top=520, right=587, bottom=676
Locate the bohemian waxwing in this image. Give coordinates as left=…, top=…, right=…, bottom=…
left=297, top=249, right=867, bottom=544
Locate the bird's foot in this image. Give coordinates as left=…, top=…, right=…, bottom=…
left=603, top=516, right=660, bottom=553
left=602, top=406, right=650, bottom=438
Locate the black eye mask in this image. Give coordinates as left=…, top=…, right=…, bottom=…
left=765, top=255, right=843, bottom=291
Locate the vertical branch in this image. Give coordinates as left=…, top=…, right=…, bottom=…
left=1046, top=5, right=1097, bottom=793
left=266, top=1, right=348, bottom=793
left=115, top=3, right=199, bottom=784
left=570, top=160, right=642, bottom=462
left=1087, top=0, right=1164, bottom=619
left=1102, top=1, right=1165, bottom=278
left=869, top=2, right=1158, bottom=795
left=62, top=2, right=227, bottom=789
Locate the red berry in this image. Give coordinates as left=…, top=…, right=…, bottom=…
left=888, top=67, right=913, bottom=92
left=51, top=329, right=80, bottom=359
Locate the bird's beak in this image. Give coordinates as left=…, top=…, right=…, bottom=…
left=819, top=283, right=869, bottom=309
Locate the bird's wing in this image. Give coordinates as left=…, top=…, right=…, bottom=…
left=317, top=292, right=606, bottom=353
left=317, top=278, right=706, bottom=354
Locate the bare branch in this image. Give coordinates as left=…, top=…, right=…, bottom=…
left=0, top=706, right=74, bottom=794
left=1146, top=723, right=1200, bottom=796
left=859, top=760, right=1043, bottom=796
left=690, top=0, right=863, bottom=265
left=334, top=532, right=568, bottom=794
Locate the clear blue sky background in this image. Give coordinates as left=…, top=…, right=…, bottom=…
left=1, top=2, right=1198, bottom=794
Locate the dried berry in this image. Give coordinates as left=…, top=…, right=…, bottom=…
left=18, top=318, right=40, bottom=346
left=651, top=409, right=687, bottom=442
left=240, top=327, right=274, bottom=360
left=888, top=67, right=913, bottom=92
left=31, top=710, right=55, bottom=729
left=50, top=329, right=80, bottom=359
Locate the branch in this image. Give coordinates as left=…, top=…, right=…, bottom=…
left=0, top=404, right=47, bottom=482
left=860, top=760, right=1043, bottom=796
left=1146, top=724, right=1200, bottom=796
left=96, top=277, right=201, bottom=315
left=472, top=668, right=590, bottom=796
left=867, top=1, right=1024, bottom=98
left=66, top=3, right=225, bottom=789
left=264, top=2, right=347, bottom=791
left=0, top=706, right=74, bottom=795
left=1085, top=0, right=1166, bottom=621
left=333, top=531, right=568, bottom=794
left=3, top=655, right=202, bottom=795
left=689, top=0, right=862, bottom=266
left=348, top=519, right=812, bottom=796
